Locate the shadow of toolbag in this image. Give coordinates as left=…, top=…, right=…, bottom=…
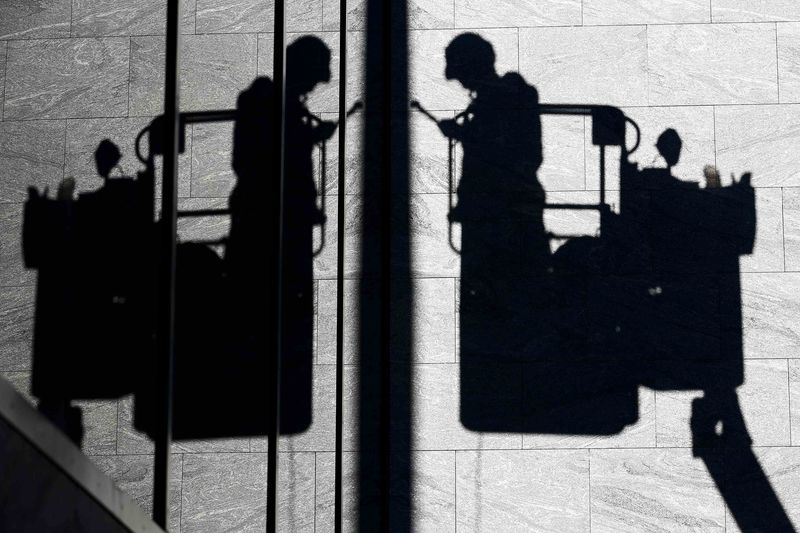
left=133, top=240, right=313, bottom=440
left=23, top=178, right=156, bottom=401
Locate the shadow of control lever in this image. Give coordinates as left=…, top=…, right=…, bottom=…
left=134, top=102, right=363, bottom=249
left=410, top=100, right=641, bottom=251
left=308, top=101, right=363, bottom=256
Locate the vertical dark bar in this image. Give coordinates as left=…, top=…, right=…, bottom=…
left=360, top=0, right=412, bottom=528
left=334, top=0, right=347, bottom=530
left=153, top=0, right=181, bottom=527
left=358, top=0, right=387, bottom=527
left=267, top=0, right=286, bottom=530
left=599, top=144, right=606, bottom=206
left=378, top=0, right=392, bottom=525
left=386, top=0, right=412, bottom=529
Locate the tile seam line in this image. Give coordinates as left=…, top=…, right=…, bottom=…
left=1, top=19, right=794, bottom=44
left=1, top=42, right=8, bottom=120
left=786, top=358, right=793, bottom=445
left=21, top=444, right=800, bottom=456
left=446, top=21, right=785, bottom=32
left=783, top=187, right=788, bottom=272
left=6, top=356, right=799, bottom=373
left=126, top=36, right=132, bottom=118
left=776, top=22, right=782, bottom=104
left=588, top=449, right=592, bottom=531
left=0, top=18, right=788, bottom=41
left=8, top=272, right=800, bottom=288
left=12, top=99, right=800, bottom=124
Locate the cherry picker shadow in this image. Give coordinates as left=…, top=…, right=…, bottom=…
left=423, top=32, right=796, bottom=533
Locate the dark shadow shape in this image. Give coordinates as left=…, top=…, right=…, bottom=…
left=167, top=37, right=336, bottom=439
left=24, top=37, right=338, bottom=443
left=23, top=139, right=154, bottom=446
left=426, top=32, right=796, bottom=533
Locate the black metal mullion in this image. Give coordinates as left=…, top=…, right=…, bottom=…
left=267, top=0, right=286, bottom=530
left=153, top=0, right=181, bottom=527
left=334, top=0, right=347, bottom=529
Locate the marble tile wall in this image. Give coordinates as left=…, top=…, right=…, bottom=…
left=1, top=1, right=800, bottom=532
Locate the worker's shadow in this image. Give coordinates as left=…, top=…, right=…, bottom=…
left=168, top=36, right=337, bottom=439
left=424, top=32, right=796, bottom=533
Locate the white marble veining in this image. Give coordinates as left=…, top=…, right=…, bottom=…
left=539, top=115, right=586, bottom=193
left=0, top=204, right=34, bottom=288
left=590, top=448, right=725, bottom=532
left=457, top=449, right=589, bottom=532
left=713, top=1, right=800, bottom=23
left=129, top=34, right=257, bottom=116
left=323, top=0, right=453, bottom=31
left=4, top=38, right=129, bottom=120
left=0, top=0, right=70, bottom=40
left=740, top=273, right=800, bottom=358
left=740, top=187, right=785, bottom=272
left=0, top=41, right=6, bottom=117
left=790, top=360, right=800, bottom=445
left=784, top=188, right=800, bottom=271
left=648, top=23, right=778, bottom=106
left=0, top=286, right=34, bottom=371
left=778, top=23, right=800, bottom=103
left=0, top=120, right=66, bottom=204
left=191, top=121, right=235, bottom=198
left=409, top=194, right=461, bottom=278
left=454, top=0, right=581, bottom=29
left=181, top=453, right=267, bottom=531
left=71, top=0, right=196, bottom=37
left=91, top=454, right=183, bottom=533
left=583, top=0, right=710, bottom=25
left=520, top=25, right=648, bottom=107
left=715, top=104, right=800, bottom=187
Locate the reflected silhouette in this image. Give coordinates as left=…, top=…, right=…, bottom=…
left=24, top=37, right=340, bottom=442
left=169, top=36, right=336, bottom=438
left=23, top=139, right=154, bottom=446
left=419, top=32, right=795, bottom=533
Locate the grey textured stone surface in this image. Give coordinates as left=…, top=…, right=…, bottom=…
left=130, top=34, right=257, bottom=115
left=0, top=286, right=34, bottom=371
left=181, top=453, right=267, bottom=532
left=520, top=25, right=648, bottom=107
left=740, top=273, right=800, bottom=359
left=712, top=1, right=800, bottom=22
left=583, top=0, right=710, bottom=24
left=71, top=0, right=196, bottom=37
left=0, top=120, right=66, bottom=203
left=0, top=41, right=6, bottom=117
left=457, top=449, right=589, bottom=532
left=4, top=38, right=129, bottom=120
left=648, top=23, right=778, bottom=106
left=0, top=0, right=71, bottom=40
left=590, top=448, right=725, bottom=532
left=791, top=360, right=800, bottom=445
left=1, top=2, right=799, bottom=531
left=91, top=454, right=183, bottom=533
